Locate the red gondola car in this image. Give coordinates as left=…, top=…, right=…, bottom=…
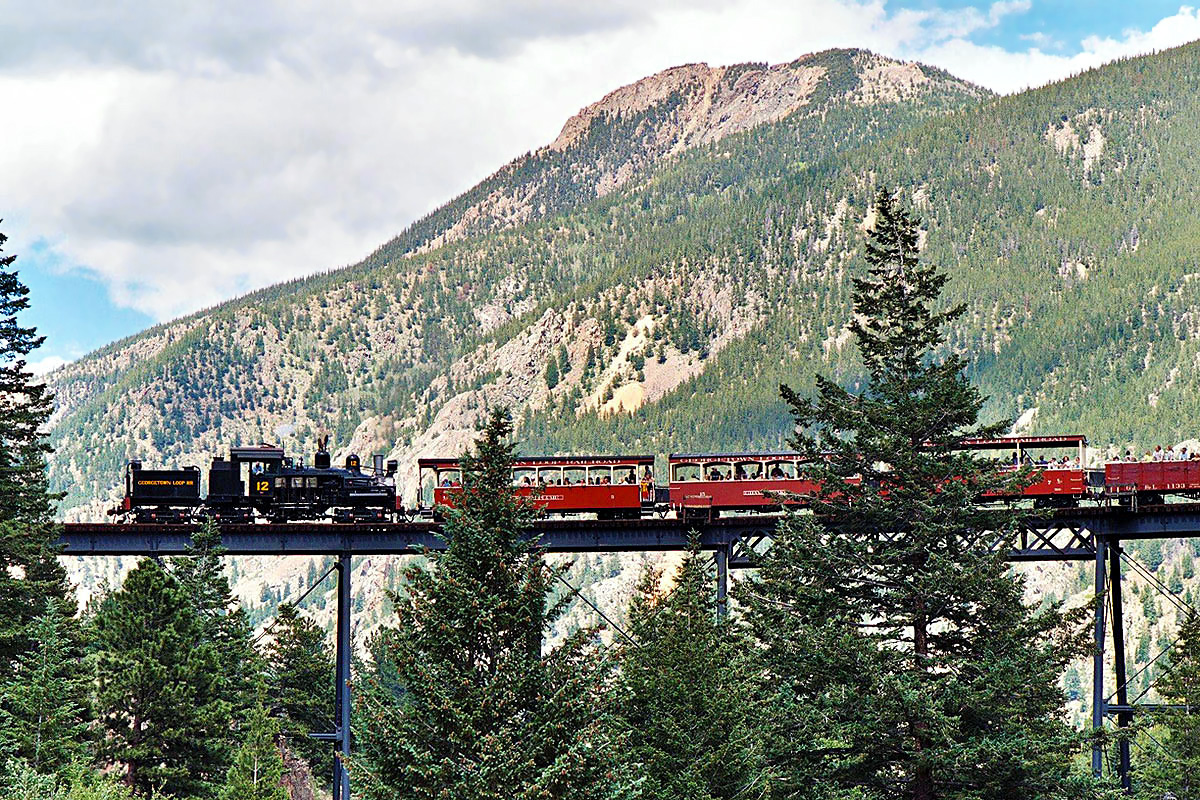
left=667, top=452, right=820, bottom=517
left=959, top=435, right=1099, bottom=506
left=418, top=455, right=656, bottom=519
left=1105, top=460, right=1200, bottom=505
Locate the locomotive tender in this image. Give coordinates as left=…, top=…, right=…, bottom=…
left=115, top=441, right=399, bottom=523
left=117, top=433, right=1200, bottom=525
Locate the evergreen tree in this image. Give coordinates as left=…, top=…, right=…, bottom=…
left=355, top=409, right=633, bottom=800
left=219, top=703, right=289, bottom=800
left=614, top=541, right=760, bottom=799
left=1138, top=611, right=1200, bottom=798
left=0, top=760, right=56, bottom=800
left=91, top=559, right=229, bottom=798
left=265, top=603, right=333, bottom=782
left=1, top=760, right=137, bottom=800
left=0, top=226, right=72, bottom=678
left=764, top=188, right=1090, bottom=798
left=171, top=520, right=259, bottom=730
left=545, top=354, right=560, bottom=389
left=0, top=601, right=89, bottom=773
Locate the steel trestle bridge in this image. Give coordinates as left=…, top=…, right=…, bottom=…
left=58, top=504, right=1200, bottom=797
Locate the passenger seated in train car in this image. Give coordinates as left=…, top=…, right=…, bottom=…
left=705, top=463, right=732, bottom=481
left=615, top=466, right=636, bottom=484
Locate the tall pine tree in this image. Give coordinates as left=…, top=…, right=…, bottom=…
left=764, top=188, right=1089, bottom=798
left=355, top=409, right=633, bottom=800
left=172, top=520, right=259, bottom=735
left=614, top=541, right=761, bottom=799
left=91, top=559, right=230, bottom=798
left=0, top=600, right=90, bottom=773
left=265, top=602, right=334, bottom=782
left=0, top=226, right=72, bottom=678
left=219, top=703, right=290, bottom=800
left=1138, top=611, right=1200, bottom=798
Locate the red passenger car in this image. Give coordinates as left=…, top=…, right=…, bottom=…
left=417, top=455, right=656, bottom=519
left=667, top=452, right=820, bottom=517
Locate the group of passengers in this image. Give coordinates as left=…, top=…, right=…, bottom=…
left=512, top=468, right=654, bottom=487
left=1035, top=455, right=1082, bottom=468
left=1121, top=445, right=1196, bottom=462
left=705, top=464, right=791, bottom=481
left=1010, top=453, right=1082, bottom=469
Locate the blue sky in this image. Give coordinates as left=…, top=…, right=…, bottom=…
left=3, top=0, right=1199, bottom=374
left=939, top=0, right=1185, bottom=50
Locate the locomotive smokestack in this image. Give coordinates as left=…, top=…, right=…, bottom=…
left=373, top=454, right=384, bottom=477
left=314, top=442, right=331, bottom=470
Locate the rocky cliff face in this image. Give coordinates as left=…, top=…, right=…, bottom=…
left=415, top=49, right=986, bottom=252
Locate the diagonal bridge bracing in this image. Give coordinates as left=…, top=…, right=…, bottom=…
left=58, top=503, right=1200, bottom=796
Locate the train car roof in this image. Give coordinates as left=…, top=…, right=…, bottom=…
left=956, top=435, right=1087, bottom=450
left=670, top=452, right=804, bottom=460
left=418, top=455, right=654, bottom=467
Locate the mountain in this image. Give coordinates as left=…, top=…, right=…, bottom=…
left=45, top=47, right=987, bottom=518
left=41, top=43, right=1200, bottom=709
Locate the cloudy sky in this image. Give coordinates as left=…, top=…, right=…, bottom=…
left=6, top=0, right=1200, bottom=372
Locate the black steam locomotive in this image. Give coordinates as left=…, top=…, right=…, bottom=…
left=112, top=440, right=399, bottom=523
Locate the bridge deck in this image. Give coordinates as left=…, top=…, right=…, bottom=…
left=56, top=503, right=1200, bottom=561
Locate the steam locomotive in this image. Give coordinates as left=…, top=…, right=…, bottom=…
left=113, top=439, right=399, bottom=523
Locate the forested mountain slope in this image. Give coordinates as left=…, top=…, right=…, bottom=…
left=42, top=43, right=1200, bottom=699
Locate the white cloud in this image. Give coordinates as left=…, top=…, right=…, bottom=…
left=28, top=354, right=68, bottom=376
left=912, top=6, right=1200, bottom=94
left=0, top=2, right=1197, bottom=326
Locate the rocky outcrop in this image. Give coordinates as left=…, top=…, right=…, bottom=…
left=279, top=742, right=318, bottom=800
left=416, top=49, right=984, bottom=254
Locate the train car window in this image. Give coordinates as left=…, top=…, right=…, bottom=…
left=705, top=463, right=732, bottom=481
left=292, top=477, right=304, bottom=488
left=438, top=469, right=461, bottom=487
left=539, top=467, right=562, bottom=485
left=735, top=461, right=762, bottom=480
left=588, top=466, right=612, bottom=485
left=275, top=477, right=286, bottom=488
left=766, top=460, right=796, bottom=479
left=512, top=467, right=536, bottom=486
left=307, top=477, right=318, bottom=488
left=673, top=463, right=700, bottom=482
left=614, top=465, right=636, bottom=484
left=563, top=467, right=586, bottom=485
